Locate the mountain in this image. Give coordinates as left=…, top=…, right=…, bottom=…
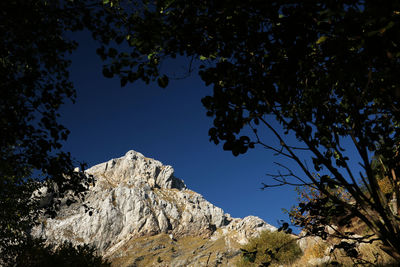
left=33, top=150, right=276, bottom=266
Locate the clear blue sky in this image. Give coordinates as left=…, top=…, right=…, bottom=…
left=58, top=31, right=333, bottom=231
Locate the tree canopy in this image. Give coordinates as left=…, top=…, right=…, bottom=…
left=95, top=0, right=400, bottom=261
left=3, top=0, right=400, bottom=264
left=1, top=0, right=122, bottom=264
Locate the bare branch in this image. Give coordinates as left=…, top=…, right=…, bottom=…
left=249, top=123, right=294, bottom=158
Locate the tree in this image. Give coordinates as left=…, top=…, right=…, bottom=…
left=0, top=0, right=126, bottom=264
left=97, top=0, right=400, bottom=261
left=14, top=239, right=110, bottom=267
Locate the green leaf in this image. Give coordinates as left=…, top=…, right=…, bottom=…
left=147, top=52, right=155, bottom=60
left=334, top=150, right=340, bottom=160
left=316, top=35, right=328, bottom=44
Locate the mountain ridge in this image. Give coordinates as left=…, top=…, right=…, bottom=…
left=33, top=150, right=276, bottom=266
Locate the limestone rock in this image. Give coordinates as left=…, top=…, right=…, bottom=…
left=32, top=150, right=276, bottom=265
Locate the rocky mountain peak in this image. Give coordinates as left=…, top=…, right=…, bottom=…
left=33, top=150, right=276, bottom=266
left=86, top=150, right=186, bottom=190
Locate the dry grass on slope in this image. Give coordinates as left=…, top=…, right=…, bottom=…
left=108, top=232, right=242, bottom=267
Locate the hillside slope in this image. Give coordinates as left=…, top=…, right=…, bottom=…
left=33, top=150, right=276, bottom=266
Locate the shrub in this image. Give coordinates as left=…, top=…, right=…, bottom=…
left=237, top=230, right=302, bottom=266
left=13, top=239, right=110, bottom=267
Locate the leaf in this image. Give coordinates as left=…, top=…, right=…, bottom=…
left=316, top=35, right=328, bottom=44
left=108, top=47, right=118, bottom=58
left=147, top=52, right=155, bottom=60
left=380, top=21, right=395, bottom=34
left=120, top=77, right=128, bottom=87
left=157, top=75, right=169, bottom=88
left=102, top=67, right=113, bottom=78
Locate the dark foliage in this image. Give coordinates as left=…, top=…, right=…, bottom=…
left=1, top=0, right=127, bottom=264
left=94, top=0, right=400, bottom=261
left=14, top=239, right=110, bottom=267
left=4, top=0, right=400, bottom=264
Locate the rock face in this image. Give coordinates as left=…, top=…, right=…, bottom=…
left=33, top=150, right=276, bottom=266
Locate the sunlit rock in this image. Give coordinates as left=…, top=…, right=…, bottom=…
left=33, top=150, right=276, bottom=266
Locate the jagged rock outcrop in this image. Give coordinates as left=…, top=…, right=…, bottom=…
left=33, top=150, right=276, bottom=266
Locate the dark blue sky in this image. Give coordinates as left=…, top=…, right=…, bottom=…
left=59, top=31, right=359, bottom=230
